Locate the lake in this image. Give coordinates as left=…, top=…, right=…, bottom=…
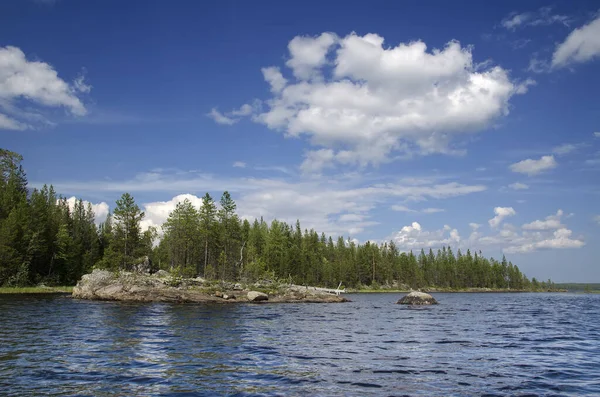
left=1, top=293, right=599, bottom=396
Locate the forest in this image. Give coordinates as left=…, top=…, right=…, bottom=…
left=1, top=148, right=556, bottom=291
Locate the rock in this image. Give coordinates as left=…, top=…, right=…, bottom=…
left=247, top=291, right=268, bottom=302
left=397, top=291, right=438, bottom=305
left=233, top=283, right=243, bottom=291
left=133, top=256, right=152, bottom=274
left=155, top=270, right=170, bottom=278
left=73, top=269, right=346, bottom=303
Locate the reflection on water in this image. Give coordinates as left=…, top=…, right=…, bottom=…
left=1, top=293, right=599, bottom=396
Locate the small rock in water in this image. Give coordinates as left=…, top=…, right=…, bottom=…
left=397, top=291, right=438, bottom=305
left=247, top=291, right=268, bottom=302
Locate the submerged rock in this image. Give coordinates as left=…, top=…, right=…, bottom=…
left=247, top=291, right=269, bottom=302
left=397, top=291, right=438, bottom=305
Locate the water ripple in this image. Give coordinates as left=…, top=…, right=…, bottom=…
left=0, top=293, right=599, bottom=396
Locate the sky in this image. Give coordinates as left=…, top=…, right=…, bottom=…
left=1, top=0, right=599, bottom=282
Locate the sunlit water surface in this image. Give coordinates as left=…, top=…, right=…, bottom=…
left=1, top=293, right=599, bottom=396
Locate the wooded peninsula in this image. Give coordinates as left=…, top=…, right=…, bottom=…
left=1, top=149, right=557, bottom=291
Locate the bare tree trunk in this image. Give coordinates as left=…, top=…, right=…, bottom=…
left=204, top=239, right=208, bottom=277
left=238, top=241, right=246, bottom=279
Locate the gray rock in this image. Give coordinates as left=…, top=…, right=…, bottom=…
left=223, top=294, right=236, bottom=300
left=154, top=270, right=170, bottom=278
left=132, top=256, right=153, bottom=274
left=247, top=291, right=268, bottom=302
left=397, top=291, right=438, bottom=305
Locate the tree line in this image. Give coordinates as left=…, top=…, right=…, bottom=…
left=1, top=149, right=555, bottom=290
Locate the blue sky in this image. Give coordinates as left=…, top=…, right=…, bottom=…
left=1, top=0, right=599, bottom=282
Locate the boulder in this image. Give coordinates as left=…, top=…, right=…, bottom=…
left=155, top=270, right=170, bottom=278
left=397, top=291, right=438, bottom=305
left=247, top=291, right=268, bottom=302
left=132, top=256, right=154, bottom=274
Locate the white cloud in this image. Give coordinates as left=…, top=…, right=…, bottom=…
left=73, top=73, right=92, bottom=94
left=207, top=108, right=238, bottom=125
left=0, top=113, right=28, bottom=130
left=594, top=132, right=600, bottom=138
left=469, top=222, right=481, bottom=230
left=489, top=206, right=516, bottom=228
left=262, top=66, right=288, bottom=93
left=141, top=194, right=204, bottom=233
left=552, top=16, right=600, bottom=68
left=510, top=155, right=557, bottom=176
left=504, top=228, right=584, bottom=253
left=508, top=182, right=529, bottom=190
left=474, top=208, right=584, bottom=254
left=552, top=143, right=582, bottom=155
left=391, top=205, right=416, bottom=213
left=522, top=209, right=564, bottom=230
left=0, top=46, right=87, bottom=130
left=594, top=215, right=600, bottom=225
left=391, top=205, right=444, bottom=214
left=215, top=32, right=532, bottom=171
left=422, top=208, right=445, bottom=214
left=286, top=32, right=338, bottom=80
left=527, top=57, right=550, bottom=74
left=232, top=161, right=247, bottom=168
left=501, top=7, right=571, bottom=31
left=64, top=196, right=109, bottom=225
left=300, top=149, right=336, bottom=174
left=230, top=104, right=253, bottom=116
left=392, top=221, right=460, bottom=251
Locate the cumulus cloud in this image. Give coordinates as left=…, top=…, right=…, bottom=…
left=213, top=32, right=532, bottom=171
left=392, top=222, right=460, bottom=251
left=0, top=45, right=87, bottom=130
left=286, top=32, right=338, bottom=80
left=504, top=228, right=585, bottom=253
left=594, top=215, right=600, bottom=225
left=552, top=16, right=600, bottom=68
left=232, top=161, right=247, bottom=168
left=501, top=7, right=571, bottom=31
left=489, top=207, right=516, bottom=228
left=389, top=207, right=584, bottom=254
left=508, top=182, right=529, bottom=190
left=476, top=208, right=584, bottom=254
left=262, top=67, right=288, bottom=93
left=141, top=194, right=204, bottom=233
left=64, top=196, right=109, bottom=225
left=594, top=132, right=600, bottom=138
left=510, top=155, right=557, bottom=176
left=522, top=209, right=564, bottom=230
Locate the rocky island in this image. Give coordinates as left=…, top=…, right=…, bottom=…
left=72, top=269, right=349, bottom=303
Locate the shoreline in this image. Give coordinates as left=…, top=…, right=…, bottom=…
left=350, top=288, right=568, bottom=293
left=0, top=286, right=74, bottom=294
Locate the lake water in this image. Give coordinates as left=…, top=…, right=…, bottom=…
left=1, top=293, right=599, bottom=396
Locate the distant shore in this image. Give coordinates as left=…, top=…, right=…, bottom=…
left=351, top=287, right=568, bottom=293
